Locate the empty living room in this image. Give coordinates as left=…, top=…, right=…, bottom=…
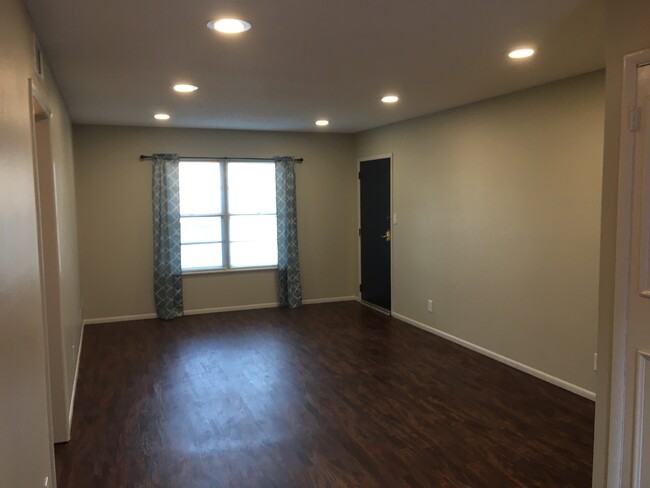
left=3, top=0, right=650, bottom=487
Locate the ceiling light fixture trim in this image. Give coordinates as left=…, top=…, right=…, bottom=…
left=381, top=95, right=399, bottom=103
left=154, top=113, right=170, bottom=120
left=315, top=119, right=329, bottom=126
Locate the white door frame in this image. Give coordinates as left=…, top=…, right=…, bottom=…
left=608, top=49, right=650, bottom=487
left=28, top=78, right=59, bottom=485
left=357, top=154, right=394, bottom=314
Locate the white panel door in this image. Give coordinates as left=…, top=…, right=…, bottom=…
left=623, top=63, right=650, bottom=487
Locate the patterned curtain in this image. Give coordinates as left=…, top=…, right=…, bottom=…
left=275, top=157, right=303, bottom=308
left=152, top=154, right=184, bottom=320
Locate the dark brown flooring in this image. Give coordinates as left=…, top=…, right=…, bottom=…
left=55, top=302, right=594, bottom=488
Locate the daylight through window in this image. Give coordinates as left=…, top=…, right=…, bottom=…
left=179, top=161, right=278, bottom=270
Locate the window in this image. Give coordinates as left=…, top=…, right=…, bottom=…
left=178, top=161, right=278, bottom=271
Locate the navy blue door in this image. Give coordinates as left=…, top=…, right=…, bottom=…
left=360, top=158, right=391, bottom=311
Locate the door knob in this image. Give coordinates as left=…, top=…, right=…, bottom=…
left=381, top=230, right=391, bottom=242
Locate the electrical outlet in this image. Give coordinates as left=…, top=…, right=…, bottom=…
left=593, top=353, right=598, bottom=371
left=427, top=299, right=433, bottom=313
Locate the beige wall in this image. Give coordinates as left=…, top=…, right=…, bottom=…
left=0, top=0, right=82, bottom=485
left=592, top=1, right=650, bottom=486
left=356, top=72, right=604, bottom=394
left=74, top=125, right=357, bottom=319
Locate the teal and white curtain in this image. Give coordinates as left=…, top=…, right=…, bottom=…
left=152, top=153, right=184, bottom=320
left=275, top=157, right=302, bottom=308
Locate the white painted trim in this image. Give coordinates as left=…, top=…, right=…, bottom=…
left=183, top=302, right=280, bottom=316
left=392, top=312, right=596, bottom=401
left=83, top=313, right=157, bottom=325
left=29, top=79, right=60, bottom=477
left=182, top=265, right=277, bottom=276
left=360, top=299, right=391, bottom=315
left=302, top=296, right=358, bottom=305
left=608, top=49, right=650, bottom=488
left=185, top=295, right=358, bottom=313
left=67, top=321, right=84, bottom=438
left=633, top=350, right=650, bottom=487
left=29, top=80, right=53, bottom=119
left=83, top=296, right=360, bottom=325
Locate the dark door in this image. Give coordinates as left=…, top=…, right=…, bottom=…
left=360, top=158, right=391, bottom=311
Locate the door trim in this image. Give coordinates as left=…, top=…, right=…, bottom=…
left=633, top=350, right=650, bottom=486
left=608, top=50, right=650, bottom=487
left=28, top=78, right=58, bottom=482
left=358, top=153, right=393, bottom=314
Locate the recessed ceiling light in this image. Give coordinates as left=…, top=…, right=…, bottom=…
left=154, top=113, right=170, bottom=121
left=315, top=120, right=329, bottom=127
left=508, top=48, right=535, bottom=59
left=381, top=95, right=399, bottom=104
left=173, top=84, right=198, bottom=93
left=207, top=18, right=252, bottom=34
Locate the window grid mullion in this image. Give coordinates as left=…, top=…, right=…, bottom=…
left=180, top=213, right=225, bottom=218
left=221, top=162, right=230, bottom=268
left=181, top=240, right=223, bottom=246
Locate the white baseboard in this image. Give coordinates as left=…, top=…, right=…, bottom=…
left=303, top=296, right=358, bottom=305
left=67, top=320, right=84, bottom=437
left=391, top=312, right=596, bottom=401
left=83, top=313, right=158, bottom=325
left=184, top=302, right=280, bottom=316
left=83, top=296, right=360, bottom=326
left=360, top=299, right=391, bottom=315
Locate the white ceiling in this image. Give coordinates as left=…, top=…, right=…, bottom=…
left=24, top=0, right=605, bottom=133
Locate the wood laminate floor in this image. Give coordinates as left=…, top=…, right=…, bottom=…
left=55, top=302, right=594, bottom=487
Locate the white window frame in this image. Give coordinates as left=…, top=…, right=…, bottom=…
left=180, top=159, right=278, bottom=274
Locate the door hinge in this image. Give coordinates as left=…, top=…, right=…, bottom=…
left=358, top=228, right=361, bottom=237
left=358, top=171, right=361, bottom=179
left=359, top=283, right=363, bottom=292
left=629, top=105, right=641, bottom=132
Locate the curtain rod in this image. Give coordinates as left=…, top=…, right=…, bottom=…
left=139, top=155, right=303, bottom=163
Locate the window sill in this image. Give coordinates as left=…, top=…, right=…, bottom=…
left=182, top=266, right=278, bottom=276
